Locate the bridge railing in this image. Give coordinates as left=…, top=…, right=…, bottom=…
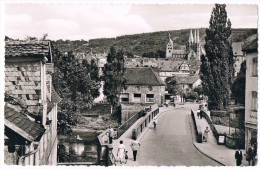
left=191, top=109, right=202, bottom=143
left=131, top=105, right=159, bottom=139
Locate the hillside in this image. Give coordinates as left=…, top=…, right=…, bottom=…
left=53, top=28, right=257, bottom=57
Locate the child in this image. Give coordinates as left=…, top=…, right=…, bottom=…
left=125, top=151, right=128, bottom=164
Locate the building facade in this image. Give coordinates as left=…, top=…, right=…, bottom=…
left=4, top=41, right=61, bottom=165
left=242, top=35, right=258, bottom=152
left=120, top=67, right=166, bottom=106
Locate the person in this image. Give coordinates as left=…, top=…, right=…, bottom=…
left=130, top=138, right=141, bottom=161
left=235, top=148, right=243, bottom=166
left=153, top=117, right=157, bottom=129
left=124, top=151, right=128, bottom=164
left=199, top=110, right=203, bottom=119
left=107, top=126, right=114, bottom=144
left=117, top=140, right=126, bottom=164
left=197, top=109, right=200, bottom=119
left=203, top=127, right=210, bottom=142
left=247, top=143, right=256, bottom=166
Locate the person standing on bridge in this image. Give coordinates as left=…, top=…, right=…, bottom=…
left=107, top=126, right=114, bottom=144
left=117, top=140, right=126, bottom=164
left=130, top=138, right=141, bottom=161
left=153, top=117, right=157, bottom=129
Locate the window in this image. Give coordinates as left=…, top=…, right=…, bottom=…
left=146, top=94, right=154, bottom=103
left=251, top=91, right=258, bottom=112
left=120, top=93, right=129, bottom=103
left=252, top=57, right=258, bottom=76
left=133, top=93, right=141, bottom=102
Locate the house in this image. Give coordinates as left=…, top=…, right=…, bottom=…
left=242, top=34, right=258, bottom=152
left=119, top=67, right=166, bottom=123
left=157, top=60, right=189, bottom=81
left=232, top=42, right=245, bottom=77
left=4, top=40, right=61, bottom=165
left=120, top=67, right=166, bottom=106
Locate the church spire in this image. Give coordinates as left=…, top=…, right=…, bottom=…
left=194, top=29, right=197, bottom=43
left=197, top=29, right=200, bottom=43
left=188, top=29, right=194, bottom=43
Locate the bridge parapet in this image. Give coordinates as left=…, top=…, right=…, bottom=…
left=191, top=109, right=203, bottom=143
left=132, top=105, right=159, bottom=139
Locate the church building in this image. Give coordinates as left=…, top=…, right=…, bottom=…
left=166, top=29, right=202, bottom=61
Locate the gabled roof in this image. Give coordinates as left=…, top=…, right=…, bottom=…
left=173, top=49, right=186, bottom=55
left=242, top=34, right=258, bottom=53
left=124, top=67, right=166, bottom=86
left=5, top=103, right=45, bottom=142
left=157, top=60, right=183, bottom=72
left=5, top=40, right=51, bottom=61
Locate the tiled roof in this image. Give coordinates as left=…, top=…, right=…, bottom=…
left=232, top=42, right=243, bottom=56
left=124, top=67, right=165, bottom=86
left=5, top=61, right=42, bottom=116
left=173, top=49, right=186, bottom=54
left=5, top=40, right=51, bottom=59
left=5, top=103, right=45, bottom=142
left=157, top=60, right=183, bottom=72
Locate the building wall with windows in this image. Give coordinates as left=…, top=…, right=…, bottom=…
left=243, top=35, right=258, bottom=151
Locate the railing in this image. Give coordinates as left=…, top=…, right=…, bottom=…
left=132, top=105, right=159, bottom=139
left=191, top=109, right=202, bottom=143
left=117, top=111, right=141, bottom=138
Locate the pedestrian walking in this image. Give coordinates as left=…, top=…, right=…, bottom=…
left=235, top=148, right=243, bottom=166
left=199, top=110, right=203, bottom=119
left=130, top=138, right=141, bottom=161
left=124, top=151, right=128, bottom=164
left=247, top=143, right=256, bottom=166
left=203, top=127, right=210, bottom=142
left=153, top=117, right=157, bottom=129
left=117, top=140, right=126, bottom=164
left=107, top=126, right=114, bottom=144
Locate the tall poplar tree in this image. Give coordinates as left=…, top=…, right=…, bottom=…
left=103, top=46, right=126, bottom=115
left=200, top=4, right=234, bottom=110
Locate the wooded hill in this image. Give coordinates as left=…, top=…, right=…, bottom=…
left=53, top=28, right=257, bottom=57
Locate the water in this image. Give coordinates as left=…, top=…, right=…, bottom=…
left=57, top=131, right=100, bottom=164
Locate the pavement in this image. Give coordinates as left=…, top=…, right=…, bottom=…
left=110, top=103, right=257, bottom=166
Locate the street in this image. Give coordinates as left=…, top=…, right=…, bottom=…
left=137, top=103, right=221, bottom=166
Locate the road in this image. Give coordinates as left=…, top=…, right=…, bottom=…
left=137, top=103, right=221, bottom=166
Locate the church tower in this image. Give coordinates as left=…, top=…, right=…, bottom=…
left=166, top=33, right=173, bottom=59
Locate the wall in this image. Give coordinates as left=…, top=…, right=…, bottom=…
left=245, top=51, right=258, bottom=151
left=121, top=85, right=165, bottom=106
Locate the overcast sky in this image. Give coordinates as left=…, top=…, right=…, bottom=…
left=5, top=3, right=258, bottom=40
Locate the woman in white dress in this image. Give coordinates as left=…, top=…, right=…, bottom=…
left=117, top=140, right=126, bottom=164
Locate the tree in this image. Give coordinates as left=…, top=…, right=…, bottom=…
left=200, top=4, right=234, bottom=110
left=52, top=45, right=101, bottom=135
left=165, top=76, right=181, bottom=95
left=103, top=46, right=126, bottom=115
left=231, top=61, right=246, bottom=104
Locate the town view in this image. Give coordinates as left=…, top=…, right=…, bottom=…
left=3, top=2, right=258, bottom=167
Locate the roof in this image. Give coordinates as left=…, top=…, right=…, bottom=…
left=175, top=76, right=200, bottom=84
left=232, top=42, right=243, bottom=56
left=124, top=67, right=166, bottom=86
left=5, top=103, right=45, bottom=142
left=157, top=60, right=183, bottom=72
left=5, top=40, right=51, bottom=60
left=242, top=34, right=258, bottom=53
left=173, top=50, right=186, bottom=54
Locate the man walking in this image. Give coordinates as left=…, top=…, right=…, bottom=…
left=247, top=143, right=256, bottom=166
left=235, top=148, right=243, bottom=166
left=108, top=126, right=114, bottom=144
left=130, top=138, right=141, bottom=161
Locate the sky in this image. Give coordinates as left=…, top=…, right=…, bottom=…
left=4, top=3, right=259, bottom=41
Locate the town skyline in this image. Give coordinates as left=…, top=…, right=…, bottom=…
left=5, top=3, right=258, bottom=41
